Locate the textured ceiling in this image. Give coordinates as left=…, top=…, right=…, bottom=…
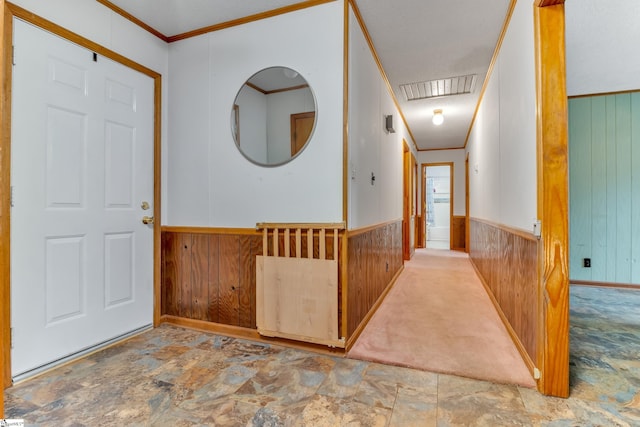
left=105, top=0, right=510, bottom=150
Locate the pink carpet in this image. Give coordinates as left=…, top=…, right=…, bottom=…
left=347, top=248, right=536, bottom=388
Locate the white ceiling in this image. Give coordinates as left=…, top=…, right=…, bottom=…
left=107, top=0, right=510, bottom=150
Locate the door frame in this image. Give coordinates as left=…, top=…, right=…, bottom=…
left=0, top=4, right=162, bottom=391
left=402, top=140, right=416, bottom=260
left=421, top=162, right=454, bottom=250
left=290, top=111, right=315, bottom=156
left=465, top=152, right=470, bottom=253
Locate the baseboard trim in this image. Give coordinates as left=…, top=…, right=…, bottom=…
left=571, top=280, right=640, bottom=290
left=345, top=265, right=405, bottom=352
left=469, top=258, right=537, bottom=382
left=160, top=315, right=345, bottom=356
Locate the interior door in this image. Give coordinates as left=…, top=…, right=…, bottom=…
left=290, top=111, right=315, bottom=156
left=10, top=20, right=154, bottom=379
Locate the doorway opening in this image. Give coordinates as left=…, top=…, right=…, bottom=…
left=422, top=164, right=453, bottom=250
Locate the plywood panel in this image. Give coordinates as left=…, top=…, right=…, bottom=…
left=615, top=94, right=632, bottom=283
left=238, top=236, right=253, bottom=328
left=257, top=256, right=338, bottom=343
left=452, top=216, right=466, bottom=250
left=469, top=219, right=538, bottom=362
left=178, top=234, right=192, bottom=318
left=346, top=221, right=403, bottom=338
left=250, top=236, right=263, bottom=329
left=161, top=232, right=179, bottom=316
left=605, top=95, right=618, bottom=282
left=218, top=235, right=239, bottom=325
left=161, top=228, right=339, bottom=331
left=568, top=98, right=591, bottom=280
left=207, top=235, right=220, bottom=323
left=569, top=92, right=640, bottom=285
left=632, top=93, right=640, bottom=283
left=190, top=234, right=209, bottom=321
left=590, top=96, right=607, bottom=280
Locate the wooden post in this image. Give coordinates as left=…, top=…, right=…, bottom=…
left=284, top=229, right=290, bottom=258
left=307, top=229, right=313, bottom=259
left=534, top=0, right=570, bottom=398
left=273, top=228, right=279, bottom=257
left=319, top=229, right=326, bottom=260
left=0, top=0, right=9, bottom=412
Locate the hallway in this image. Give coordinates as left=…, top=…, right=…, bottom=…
left=348, top=249, right=535, bottom=387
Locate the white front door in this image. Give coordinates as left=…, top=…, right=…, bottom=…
left=10, top=20, right=155, bottom=378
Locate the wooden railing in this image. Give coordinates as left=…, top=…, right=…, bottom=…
left=255, top=222, right=345, bottom=348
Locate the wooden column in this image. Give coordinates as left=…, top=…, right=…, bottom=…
left=534, top=1, right=570, bottom=397
left=1, top=0, right=8, bottom=413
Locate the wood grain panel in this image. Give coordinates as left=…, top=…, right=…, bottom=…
left=161, top=232, right=178, bottom=316
left=190, top=234, right=209, bottom=321
left=452, top=216, right=466, bottom=250
left=161, top=229, right=337, bottom=333
left=207, top=235, right=220, bottom=323
left=535, top=3, right=570, bottom=398
left=1, top=0, right=8, bottom=398
left=238, top=236, right=254, bottom=328
left=218, top=235, right=240, bottom=325
left=346, top=221, right=403, bottom=338
left=178, top=234, right=192, bottom=318
left=469, top=218, right=538, bottom=369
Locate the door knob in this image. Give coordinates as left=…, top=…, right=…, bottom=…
left=142, top=216, right=154, bottom=225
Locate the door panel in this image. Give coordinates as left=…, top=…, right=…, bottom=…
left=10, top=20, right=154, bottom=378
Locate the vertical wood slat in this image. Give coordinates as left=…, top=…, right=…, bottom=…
left=284, top=229, right=290, bottom=257
left=307, top=229, right=313, bottom=259
left=319, top=229, right=326, bottom=259
left=333, top=229, right=338, bottom=259
left=178, top=234, right=192, bottom=318
left=346, top=221, right=403, bottom=338
left=219, top=235, right=240, bottom=325
left=263, top=228, right=268, bottom=257
left=296, top=228, right=302, bottom=258
left=273, top=228, right=279, bottom=257
left=238, top=236, right=253, bottom=328
left=191, top=234, right=209, bottom=321
left=208, top=235, right=220, bottom=323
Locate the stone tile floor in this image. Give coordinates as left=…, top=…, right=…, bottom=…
left=5, top=285, right=640, bottom=426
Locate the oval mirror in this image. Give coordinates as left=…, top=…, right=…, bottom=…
left=231, top=66, right=316, bottom=166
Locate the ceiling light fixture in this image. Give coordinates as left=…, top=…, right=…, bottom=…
left=432, top=109, right=444, bottom=125
left=283, top=68, right=298, bottom=79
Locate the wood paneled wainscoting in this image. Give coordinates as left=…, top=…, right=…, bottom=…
left=161, top=228, right=263, bottom=329
left=346, top=220, right=404, bottom=347
left=452, top=215, right=466, bottom=251
left=161, top=222, right=403, bottom=352
left=469, top=218, right=539, bottom=375
left=161, top=226, right=346, bottom=352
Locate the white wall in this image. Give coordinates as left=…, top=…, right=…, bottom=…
left=167, top=1, right=344, bottom=226
left=12, top=0, right=170, bottom=221
left=466, top=0, right=537, bottom=232
left=416, top=149, right=466, bottom=217
left=348, top=7, right=408, bottom=229
left=266, top=87, right=315, bottom=164
left=236, top=85, right=267, bottom=164
left=566, top=0, right=640, bottom=96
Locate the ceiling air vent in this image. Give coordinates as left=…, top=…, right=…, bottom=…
left=400, top=74, right=477, bottom=101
